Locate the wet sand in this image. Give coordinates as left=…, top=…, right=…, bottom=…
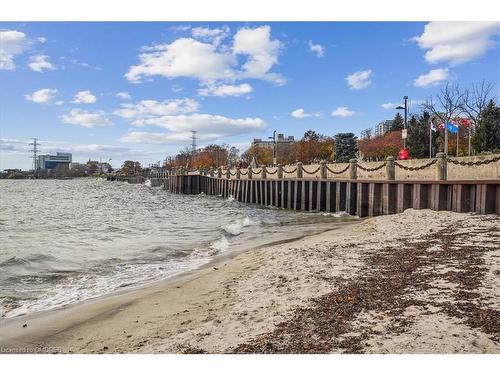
left=0, top=209, right=498, bottom=353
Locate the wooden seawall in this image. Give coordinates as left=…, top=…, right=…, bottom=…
left=167, top=175, right=500, bottom=217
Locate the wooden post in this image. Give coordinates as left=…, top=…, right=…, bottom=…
left=248, top=166, right=253, bottom=180
left=277, top=164, right=283, bottom=179
left=226, top=168, right=230, bottom=179
left=436, top=152, right=447, bottom=181
left=236, top=168, right=241, bottom=180
left=261, top=167, right=267, bottom=179
left=320, top=160, right=327, bottom=179
left=349, top=159, right=357, bottom=180
left=386, top=156, right=395, bottom=180
left=297, top=162, right=303, bottom=179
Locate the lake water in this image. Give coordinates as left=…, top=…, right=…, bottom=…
left=0, top=178, right=355, bottom=319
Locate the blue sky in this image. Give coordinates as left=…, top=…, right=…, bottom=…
left=1, top=22, right=499, bottom=169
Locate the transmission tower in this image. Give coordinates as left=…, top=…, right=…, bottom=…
left=191, top=130, right=197, bottom=155
left=29, top=137, right=40, bottom=171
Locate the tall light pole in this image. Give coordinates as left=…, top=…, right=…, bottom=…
left=396, top=95, right=408, bottom=150
left=268, top=130, right=277, bottom=166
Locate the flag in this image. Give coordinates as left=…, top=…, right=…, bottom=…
left=438, top=122, right=445, bottom=130
left=446, top=121, right=458, bottom=134
left=429, top=119, right=437, bottom=132
left=460, top=118, right=471, bottom=127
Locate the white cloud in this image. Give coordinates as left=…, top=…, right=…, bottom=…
left=198, top=83, right=253, bottom=97
left=114, top=98, right=199, bottom=122
left=345, top=69, right=372, bottom=90
left=25, top=88, right=58, bottom=103
left=290, top=108, right=322, bottom=119
left=116, top=91, right=132, bottom=100
left=308, top=40, right=324, bottom=57
left=0, top=30, right=29, bottom=70
left=126, top=25, right=285, bottom=86
left=331, top=107, right=355, bottom=117
left=414, top=68, right=450, bottom=87
left=233, top=25, right=285, bottom=85
left=412, top=22, right=500, bottom=66
left=37, top=37, right=47, bottom=43
left=125, top=38, right=236, bottom=83
left=381, top=102, right=398, bottom=109
left=61, top=109, right=113, bottom=128
left=191, top=26, right=229, bottom=46
left=28, top=54, right=56, bottom=72
left=55, top=100, right=64, bottom=106
left=120, top=112, right=265, bottom=144
left=72, top=90, right=97, bottom=104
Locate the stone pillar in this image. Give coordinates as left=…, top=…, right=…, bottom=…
left=261, top=167, right=267, bottom=179
left=236, top=168, right=241, bottom=180
left=349, top=159, right=357, bottom=180
left=436, top=152, right=447, bottom=181
left=297, top=162, right=303, bottom=179
left=386, top=156, right=395, bottom=181
left=277, top=164, right=283, bottom=179
left=209, top=167, right=214, bottom=178
left=217, top=167, right=222, bottom=179
left=320, top=160, right=327, bottom=179
left=248, top=166, right=253, bottom=180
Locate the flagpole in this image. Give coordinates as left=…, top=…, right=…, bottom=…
left=456, top=125, right=459, bottom=156
left=429, top=120, right=432, bottom=158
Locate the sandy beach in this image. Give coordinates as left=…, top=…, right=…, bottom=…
left=0, top=209, right=498, bottom=354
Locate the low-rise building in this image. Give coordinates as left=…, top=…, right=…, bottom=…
left=38, top=152, right=72, bottom=172
left=253, top=133, right=295, bottom=148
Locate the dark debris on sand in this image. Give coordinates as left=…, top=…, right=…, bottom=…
left=232, top=216, right=500, bottom=354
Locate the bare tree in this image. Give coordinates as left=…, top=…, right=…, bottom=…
left=460, top=79, right=495, bottom=126
left=360, top=128, right=373, bottom=140
left=421, top=83, right=464, bottom=155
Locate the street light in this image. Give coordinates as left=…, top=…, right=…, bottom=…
left=268, top=130, right=277, bottom=166
left=396, top=95, right=408, bottom=150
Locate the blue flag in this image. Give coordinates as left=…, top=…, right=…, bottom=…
left=446, top=122, right=458, bottom=134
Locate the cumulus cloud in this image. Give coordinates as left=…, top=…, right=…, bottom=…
left=233, top=25, right=285, bottom=84
left=25, top=88, right=58, bottom=103
left=37, top=37, right=47, bottom=43
left=345, top=69, right=372, bottom=90
left=125, top=38, right=236, bottom=83
left=191, top=26, right=229, bottom=46
left=0, top=30, right=30, bottom=70
left=114, top=98, right=199, bottom=122
left=72, top=90, right=97, bottom=104
left=116, top=91, right=132, bottom=100
left=126, top=25, right=285, bottom=86
left=308, top=40, right=325, bottom=57
left=61, top=109, right=113, bottom=128
left=198, top=83, right=253, bottom=97
left=414, top=68, right=450, bottom=87
left=28, top=55, right=56, bottom=72
left=331, top=107, right=355, bottom=117
left=290, top=108, right=321, bottom=118
left=412, top=22, right=500, bottom=66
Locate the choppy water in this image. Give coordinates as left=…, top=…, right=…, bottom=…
left=0, top=178, right=356, bottom=319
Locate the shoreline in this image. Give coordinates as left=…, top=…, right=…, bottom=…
left=0, top=209, right=498, bottom=353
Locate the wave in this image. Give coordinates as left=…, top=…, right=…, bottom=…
left=223, top=216, right=253, bottom=236
left=144, top=179, right=152, bottom=187
left=209, top=236, right=230, bottom=255
left=0, top=254, right=58, bottom=269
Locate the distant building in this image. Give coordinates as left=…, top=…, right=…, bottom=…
left=38, top=152, right=72, bottom=172
left=375, top=120, right=393, bottom=137
left=253, top=133, right=295, bottom=148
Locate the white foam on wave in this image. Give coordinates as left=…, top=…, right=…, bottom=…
left=322, top=211, right=350, bottom=218
left=223, top=216, right=253, bottom=235
left=227, top=195, right=235, bottom=202
left=144, top=179, right=152, bottom=187
left=209, top=236, right=229, bottom=254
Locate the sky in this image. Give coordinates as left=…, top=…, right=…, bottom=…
left=1, top=21, right=499, bottom=170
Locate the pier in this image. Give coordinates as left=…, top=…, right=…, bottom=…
left=116, top=153, right=500, bottom=217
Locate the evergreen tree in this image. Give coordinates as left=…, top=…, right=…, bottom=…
left=407, top=112, right=436, bottom=158
left=334, top=133, right=358, bottom=162
left=473, top=100, right=500, bottom=153
left=390, top=112, right=404, bottom=131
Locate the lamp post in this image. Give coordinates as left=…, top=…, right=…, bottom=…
left=268, top=130, right=277, bottom=166
left=396, top=96, right=408, bottom=150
